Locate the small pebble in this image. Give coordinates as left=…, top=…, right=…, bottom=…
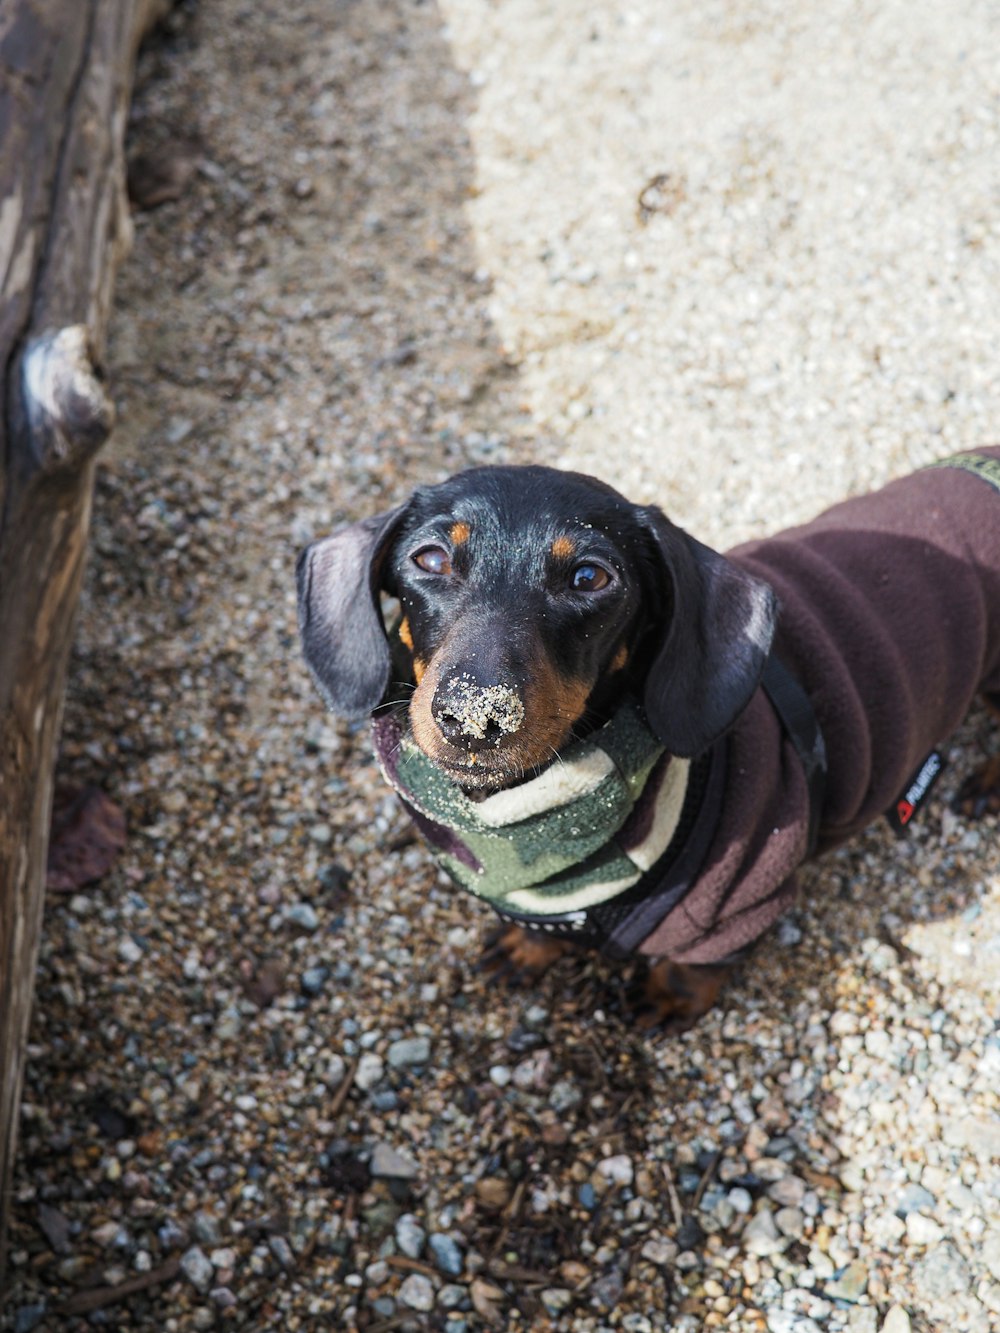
left=766, top=1316, right=821, bottom=1333
left=323, top=1054, right=347, bottom=1088
left=983, top=1234, right=1000, bottom=1283
left=355, top=1052, right=385, bottom=1091
left=881, top=1308, right=911, bottom=1333
left=894, top=1184, right=936, bottom=1216
left=398, top=1273, right=436, bottom=1312
left=387, top=1036, right=431, bottom=1068
left=847, top=1308, right=878, bottom=1333
left=641, top=1238, right=679, bottom=1265
left=370, top=1142, right=419, bottom=1179
left=912, top=1241, right=969, bottom=1300
left=826, top=1260, right=869, bottom=1302
left=396, top=1214, right=426, bottom=1258
left=92, top=1220, right=123, bottom=1247
left=775, top=917, right=803, bottom=946
left=268, top=1235, right=295, bottom=1269
left=675, top=1216, right=706, bottom=1251
left=905, top=1214, right=944, bottom=1246
left=768, top=1175, right=806, bottom=1207
left=596, top=1154, right=633, bottom=1187
left=743, top=1209, right=784, bottom=1257
left=214, top=1007, right=241, bottom=1040
left=548, top=1080, right=582, bottom=1111
left=437, top=1283, right=467, bottom=1309
left=300, top=966, right=330, bottom=996
left=192, top=1212, right=222, bottom=1246
left=428, top=1233, right=464, bottom=1276
left=158, top=1220, right=187, bottom=1251
left=117, top=936, right=143, bottom=965
left=284, top=902, right=319, bottom=932
left=541, top=1288, right=573, bottom=1314
left=775, top=1206, right=806, bottom=1239
left=369, top=1088, right=398, bottom=1112
left=180, top=1246, right=214, bottom=1293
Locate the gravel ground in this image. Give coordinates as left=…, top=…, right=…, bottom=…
left=5, top=1, right=1000, bottom=1331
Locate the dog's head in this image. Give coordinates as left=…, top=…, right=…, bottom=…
left=297, top=465, right=776, bottom=787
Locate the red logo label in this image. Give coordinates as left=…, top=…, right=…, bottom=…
left=896, top=800, right=914, bottom=825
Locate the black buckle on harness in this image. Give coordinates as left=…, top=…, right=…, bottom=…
left=488, top=743, right=727, bottom=959
left=761, top=653, right=827, bottom=857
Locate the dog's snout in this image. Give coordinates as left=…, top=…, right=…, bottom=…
left=432, top=675, right=526, bottom=749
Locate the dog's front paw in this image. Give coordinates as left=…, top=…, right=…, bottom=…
left=479, top=923, right=571, bottom=988
left=954, top=755, right=1000, bottom=818
left=629, top=958, right=731, bottom=1034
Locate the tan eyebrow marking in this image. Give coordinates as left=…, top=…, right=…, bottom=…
left=611, top=644, right=629, bottom=672
left=551, top=535, right=576, bottom=559
left=450, top=521, right=471, bottom=545
left=398, top=617, right=414, bottom=650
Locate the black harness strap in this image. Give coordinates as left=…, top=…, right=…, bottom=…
left=599, top=736, right=727, bottom=960
left=760, top=653, right=827, bottom=857
left=490, top=740, right=727, bottom=958
left=492, top=654, right=826, bottom=953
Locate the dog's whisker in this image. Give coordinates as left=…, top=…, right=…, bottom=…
left=546, top=744, right=568, bottom=770
left=372, top=693, right=414, bottom=715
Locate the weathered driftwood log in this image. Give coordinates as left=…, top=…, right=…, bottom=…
left=0, top=0, right=172, bottom=1268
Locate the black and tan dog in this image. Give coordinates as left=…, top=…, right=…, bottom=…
left=297, top=451, right=1000, bottom=1030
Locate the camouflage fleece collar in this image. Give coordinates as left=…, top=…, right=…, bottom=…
left=372, top=700, right=691, bottom=918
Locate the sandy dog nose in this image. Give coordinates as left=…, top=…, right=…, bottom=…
left=431, top=675, right=526, bottom=749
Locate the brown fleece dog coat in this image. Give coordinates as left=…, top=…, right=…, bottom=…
left=642, top=449, right=1000, bottom=965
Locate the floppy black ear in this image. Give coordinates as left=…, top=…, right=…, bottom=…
left=296, top=505, right=407, bottom=718
left=638, top=508, right=777, bottom=757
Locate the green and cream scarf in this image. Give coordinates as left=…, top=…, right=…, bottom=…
left=372, top=700, right=692, bottom=919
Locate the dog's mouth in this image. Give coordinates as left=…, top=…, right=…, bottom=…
left=422, top=742, right=543, bottom=791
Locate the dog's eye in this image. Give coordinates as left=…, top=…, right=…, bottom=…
left=413, top=545, right=453, bottom=576
left=570, top=562, right=611, bottom=592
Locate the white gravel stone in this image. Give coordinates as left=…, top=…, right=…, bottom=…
left=117, top=937, right=143, bottom=965
left=387, top=1036, right=431, bottom=1068
left=640, top=1238, right=679, bottom=1265
left=354, top=1053, right=384, bottom=1092
left=370, top=1143, right=419, bottom=1180
left=398, top=1274, right=435, bottom=1312
left=774, top=1206, right=806, bottom=1239
left=180, top=1247, right=214, bottom=1293
left=905, top=1213, right=945, bottom=1246
left=396, top=1214, right=426, bottom=1259
left=847, top=1310, right=878, bottom=1333
left=880, top=1309, right=912, bottom=1333
left=596, top=1155, right=634, bottom=1187
left=768, top=1175, right=806, bottom=1207
left=983, top=1234, right=1000, bottom=1283
left=743, top=1208, right=786, bottom=1257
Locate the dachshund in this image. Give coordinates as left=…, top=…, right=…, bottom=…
left=297, top=453, right=1000, bottom=1030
